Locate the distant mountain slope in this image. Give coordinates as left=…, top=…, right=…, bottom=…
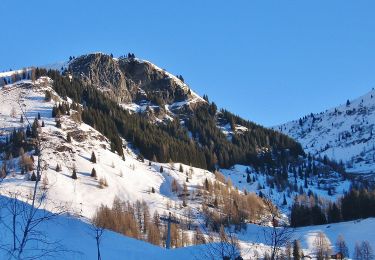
left=0, top=68, right=33, bottom=86
left=274, top=89, right=375, bottom=174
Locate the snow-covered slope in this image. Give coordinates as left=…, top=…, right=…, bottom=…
left=0, top=78, right=215, bottom=221
left=0, top=68, right=33, bottom=86
left=1, top=67, right=373, bottom=259
left=274, top=89, right=375, bottom=174
left=220, top=164, right=351, bottom=217
left=0, top=196, right=373, bottom=259
left=239, top=218, right=375, bottom=259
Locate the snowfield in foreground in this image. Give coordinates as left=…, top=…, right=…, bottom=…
left=0, top=200, right=373, bottom=259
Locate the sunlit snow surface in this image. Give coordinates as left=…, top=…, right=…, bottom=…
left=274, top=89, right=375, bottom=174
left=0, top=77, right=373, bottom=259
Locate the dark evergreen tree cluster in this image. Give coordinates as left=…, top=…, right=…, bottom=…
left=127, top=53, right=135, bottom=59
left=341, top=189, right=375, bottom=221
left=34, top=68, right=305, bottom=171
left=36, top=68, right=207, bottom=166
left=290, top=203, right=327, bottom=227
left=176, top=75, right=184, bottom=82
left=52, top=102, right=71, bottom=117
left=291, top=188, right=375, bottom=227
left=0, top=117, right=39, bottom=157
left=185, top=105, right=304, bottom=169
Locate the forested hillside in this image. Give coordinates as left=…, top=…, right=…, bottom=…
left=34, top=57, right=304, bottom=172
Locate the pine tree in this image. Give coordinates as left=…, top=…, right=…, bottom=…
left=182, top=182, right=188, bottom=207
left=38, top=112, right=41, bottom=120
left=179, top=164, right=184, bottom=173
left=30, top=171, right=37, bottom=181
left=91, top=168, right=97, bottom=178
left=328, top=203, right=341, bottom=223
left=204, top=178, right=210, bottom=191
left=91, top=152, right=97, bottom=163
left=159, top=166, right=163, bottom=173
left=246, top=172, right=251, bottom=183
left=20, top=115, right=24, bottom=123
left=55, top=164, right=61, bottom=172
left=41, top=121, right=45, bottom=127
left=55, top=119, right=61, bottom=128
left=26, top=125, right=31, bottom=137
left=67, top=133, right=72, bottom=142
left=72, top=167, right=78, bottom=179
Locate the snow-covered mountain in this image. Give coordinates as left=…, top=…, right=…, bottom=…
left=274, top=89, right=375, bottom=175
left=1, top=54, right=374, bottom=259
left=0, top=77, right=216, bottom=221
left=66, top=53, right=206, bottom=124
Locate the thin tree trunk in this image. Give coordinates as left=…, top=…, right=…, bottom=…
left=18, top=151, right=41, bottom=257
left=96, top=230, right=102, bottom=260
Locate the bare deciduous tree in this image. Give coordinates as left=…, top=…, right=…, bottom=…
left=361, top=241, right=374, bottom=260
left=0, top=95, right=67, bottom=259
left=354, top=242, right=363, bottom=260
left=335, top=235, right=349, bottom=259
left=199, top=225, right=242, bottom=260
left=262, top=197, right=294, bottom=260
left=90, top=221, right=105, bottom=260
left=313, top=232, right=331, bottom=260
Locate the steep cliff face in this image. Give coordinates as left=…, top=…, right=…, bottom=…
left=68, top=53, right=205, bottom=122
left=68, top=53, right=131, bottom=102
left=119, top=58, right=189, bottom=104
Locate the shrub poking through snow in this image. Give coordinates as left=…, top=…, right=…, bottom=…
left=99, top=177, right=108, bottom=188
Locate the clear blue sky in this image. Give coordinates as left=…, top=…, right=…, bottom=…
left=2, top=0, right=375, bottom=126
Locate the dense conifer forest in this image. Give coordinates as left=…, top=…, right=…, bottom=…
left=291, top=188, right=375, bottom=227
left=34, top=68, right=304, bottom=171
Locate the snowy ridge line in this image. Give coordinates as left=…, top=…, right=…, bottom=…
left=273, top=88, right=375, bottom=174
